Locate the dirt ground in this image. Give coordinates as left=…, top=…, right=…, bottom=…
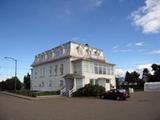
left=0, top=91, right=160, bottom=120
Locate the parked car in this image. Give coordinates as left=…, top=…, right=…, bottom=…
left=99, top=89, right=130, bottom=100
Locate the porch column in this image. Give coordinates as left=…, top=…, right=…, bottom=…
left=73, top=78, right=76, bottom=91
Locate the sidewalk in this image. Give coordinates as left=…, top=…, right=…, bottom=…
left=0, top=91, right=64, bottom=100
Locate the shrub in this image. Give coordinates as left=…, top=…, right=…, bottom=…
left=72, top=84, right=105, bottom=97
left=37, top=91, right=60, bottom=96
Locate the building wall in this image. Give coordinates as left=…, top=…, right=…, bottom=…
left=31, top=58, right=70, bottom=91
left=72, top=60, right=116, bottom=88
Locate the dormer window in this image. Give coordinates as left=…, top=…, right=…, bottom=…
left=44, top=53, right=48, bottom=61
left=51, top=50, right=55, bottom=59
left=77, top=45, right=83, bottom=55
left=58, top=45, right=65, bottom=56
left=95, top=50, right=100, bottom=56
left=86, top=48, right=91, bottom=55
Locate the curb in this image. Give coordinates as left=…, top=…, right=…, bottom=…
left=0, top=91, right=64, bottom=100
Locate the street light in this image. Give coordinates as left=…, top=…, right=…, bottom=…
left=4, top=57, right=17, bottom=92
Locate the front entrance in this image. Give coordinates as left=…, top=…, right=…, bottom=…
left=63, top=73, right=84, bottom=97
left=65, top=79, right=74, bottom=96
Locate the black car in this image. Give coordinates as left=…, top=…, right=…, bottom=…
left=99, top=89, right=130, bottom=100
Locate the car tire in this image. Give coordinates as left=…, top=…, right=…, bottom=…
left=123, top=97, right=126, bottom=100
left=116, top=96, right=120, bottom=100
left=100, top=95, right=105, bottom=99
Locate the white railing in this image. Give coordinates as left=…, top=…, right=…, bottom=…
left=69, top=88, right=76, bottom=97
left=60, top=87, right=66, bottom=96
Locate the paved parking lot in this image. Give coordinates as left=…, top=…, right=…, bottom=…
left=0, top=92, right=160, bottom=120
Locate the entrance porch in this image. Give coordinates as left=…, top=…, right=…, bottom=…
left=63, top=73, right=84, bottom=97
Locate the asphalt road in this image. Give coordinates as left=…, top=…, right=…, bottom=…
left=0, top=92, right=160, bottom=120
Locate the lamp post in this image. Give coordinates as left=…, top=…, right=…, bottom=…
left=4, top=57, right=17, bottom=92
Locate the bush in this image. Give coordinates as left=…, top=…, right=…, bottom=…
left=37, top=91, right=60, bottom=96
left=72, top=84, right=105, bottom=97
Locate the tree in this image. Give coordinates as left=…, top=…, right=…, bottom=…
left=130, top=71, right=140, bottom=83
left=142, top=68, right=151, bottom=82
left=151, top=64, right=160, bottom=82
left=1, top=77, right=22, bottom=90
left=125, top=71, right=130, bottom=83
left=0, top=81, right=6, bottom=90
left=23, top=73, right=31, bottom=90
left=125, top=71, right=140, bottom=84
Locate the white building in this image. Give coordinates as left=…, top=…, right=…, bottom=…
left=31, top=41, right=116, bottom=96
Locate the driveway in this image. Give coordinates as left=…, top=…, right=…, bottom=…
left=0, top=92, right=160, bottom=120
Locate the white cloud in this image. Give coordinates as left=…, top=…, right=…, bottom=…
left=136, top=64, right=153, bottom=77
left=136, top=64, right=152, bottom=70
left=116, top=63, right=153, bottom=78
left=90, top=0, right=104, bottom=7
left=148, top=49, right=160, bottom=55
left=135, top=42, right=144, bottom=46
left=115, top=69, right=126, bottom=77
left=126, top=43, right=132, bottom=47
left=131, top=0, right=160, bottom=33
left=115, top=68, right=134, bottom=77
left=112, top=45, right=119, bottom=49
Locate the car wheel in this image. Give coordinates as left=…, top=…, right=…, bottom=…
left=123, top=97, right=126, bottom=100
left=100, top=95, right=105, bottom=99
left=116, top=96, right=120, bottom=100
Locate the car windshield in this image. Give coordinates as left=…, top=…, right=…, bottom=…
left=118, top=89, right=126, bottom=93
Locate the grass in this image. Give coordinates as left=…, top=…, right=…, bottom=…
left=15, top=90, right=37, bottom=97
left=14, top=90, right=60, bottom=97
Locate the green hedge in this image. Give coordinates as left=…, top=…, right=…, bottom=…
left=72, top=84, right=105, bottom=97
left=14, top=90, right=60, bottom=97
left=37, top=91, right=60, bottom=96
left=16, top=90, right=36, bottom=97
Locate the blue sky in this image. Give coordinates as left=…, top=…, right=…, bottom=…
left=0, top=0, right=160, bottom=80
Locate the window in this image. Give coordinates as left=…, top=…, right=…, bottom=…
left=110, top=66, right=114, bottom=75
left=90, top=63, right=94, bottom=73
left=106, top=79, right=110, bottom=83
left=103, top=66, right=106, bottom=74
left=95, top=79, right=98, bottom=85
left=94, top=63, right=99, bottom=74
left=99, top=65, right=102, bottom=74
left=60, top=64, right=63, bottom=75
left=49, top=66, right=53, bottom=77
left=83, top=62, right=89, bottom=73
left=77, top=46, right=83, bottom=55
left=60, top=80, right=64, bottom=88
left=42, top=82, right=44, bottom=87
left=43, top=67, right=45, bottom=77
left=59, top=49, right=63, bottom=56
left=40, top=68, right=43, bottom=77
left=51, top=51, right=55, bottom=59
left=86, top=49, right=91, bottom=55
left=49, top=80, right=52, bottom=87
left=34, top=69, right=37, bottom=79
left=107, top=66, right=110, bottom=75
left=55, top=65, right=58, bottom=76
left=90, top=79, right=94, bottom=85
